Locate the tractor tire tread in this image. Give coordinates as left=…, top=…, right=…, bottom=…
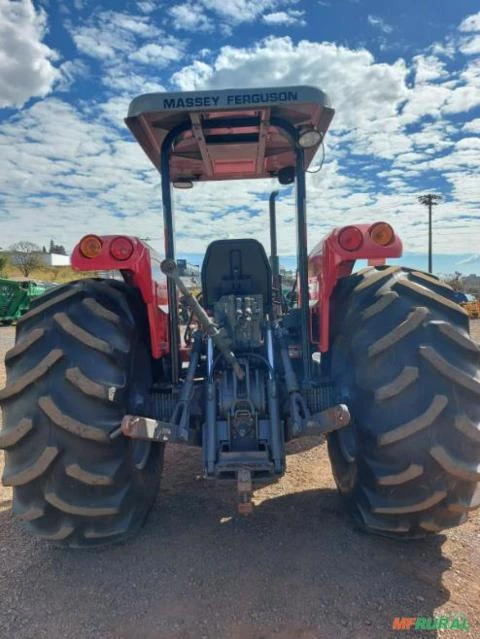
left=378, top=395, right=448, bottom=446
left=454, top=414, right=480, bottom=442
left=18, top=289, right=79, bottom=324
left=430, top=445, right=480, bottom=481
left=435, top=321, right=479, bottom=353
left=65, top=462, right=115, bottom=486
left=44, top=489, right=122, bottom=517
left=5, top=328, right=45, bottom=362
left=12, top=495, right=45, bottom=521
left=3, top=446, right=59, bottom=486
left=38, top=395, right=109, bottom=442
left=368, top=307, right=429, bottom=357
left=82, top=297, right=122, bottom=326
left=0, top=417, right=33, bottom=448
left=327, top=266, right=480, bottom=537
left=0, top=350, right=63, bottom=400
left=375, top=366, right=419, bottom=400
left=65, top=367, right=109, bottom=399
left=0, top=278, right=164, bottom=547
left=361, top=291, right=399, bottom=320
left=420, top=346, right=480, bottom=395
left=53, top=312, right=114, bottom=355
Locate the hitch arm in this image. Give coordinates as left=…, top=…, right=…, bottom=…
left=305, top=404, right=351, bottom=435
left=277, top=327, right=310, bottom=436
left=120, top=330, right=203, bottom=444
left=161, top=259, right=244, bottom=380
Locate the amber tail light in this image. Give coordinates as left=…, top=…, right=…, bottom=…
left=79, top=235, right=103, bottom=258
left=369, top=222, right=394, bottom=246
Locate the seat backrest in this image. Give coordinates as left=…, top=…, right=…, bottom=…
left=201, top=239, right=272, bottom=311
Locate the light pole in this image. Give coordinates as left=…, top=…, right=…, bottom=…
left=418, top=194, right=442, bottom=273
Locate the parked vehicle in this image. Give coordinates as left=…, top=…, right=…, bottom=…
left=0, top=278, right=52, bottom=324
left=1, top=86, right=479, bottom=546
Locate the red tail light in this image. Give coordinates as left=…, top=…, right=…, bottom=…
left=110, top=236, right=134, bottom=261
left=338, top=226, right=363, bottom=251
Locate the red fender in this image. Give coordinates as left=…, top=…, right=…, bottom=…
left=308, top=224, right=402, bottom=351
left=71, top=236, right=169, bottom=359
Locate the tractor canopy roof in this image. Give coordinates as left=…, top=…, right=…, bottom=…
left=126, top=86, right=334, bottom=183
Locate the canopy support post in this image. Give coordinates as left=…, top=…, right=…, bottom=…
left=160, top=122, right=191, bottom=385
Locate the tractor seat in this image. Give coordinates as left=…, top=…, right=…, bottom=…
left=201, top=239, right=272, bottom=311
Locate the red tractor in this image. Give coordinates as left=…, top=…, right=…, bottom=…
left=1, top=86, right=479, bottom=546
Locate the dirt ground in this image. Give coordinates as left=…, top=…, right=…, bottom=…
left=0, top=323, right=479, bottom=639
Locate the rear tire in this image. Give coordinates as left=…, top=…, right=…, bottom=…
left=327, top=266, right=480, bottom=537
left=0, top=279, right=164, bottom=547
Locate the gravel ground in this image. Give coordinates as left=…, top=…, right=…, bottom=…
left=0, top=322, right=479, bottom=639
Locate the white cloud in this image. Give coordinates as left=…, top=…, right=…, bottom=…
left=457, top=254, right=480, bottom=266
left=200, top=0, right=287, bottom=25
left=429, top=39, right=456, bottom=58
left=443, top=85, right=480, bottom=114
left=166, top=34, right=480, bottom=255
left=136, top=1, right=156, bottom=13
left=102, top=67, right=166, bottom=93
left=97, top=96, right=135, bottom=127
left=70, top=11, right=162, bottom=60
left=367, top=15, right=393, bottom=34
left=409, top=120, right=455, bottom=153
left=1, top=7, right=479, bottom=260
left=400, top=84, right=451, bottom=124
left=0, top=89, right=478, bottom=257
left=168, top=3, right=213, bottom=32
left=108, top=11, right=161, bottom=36
left=172, top=37, right=408, bottom=132
left=130, top=43, right=184, bottom=66
left=413, top=54, right=448, bottom=84
left=262, top=10, right=305, bottom=26
left=0, top=98, right=165, bottom=248
left=0, top=0, right=60, bottom=108
left=463, top=118, right=480, bottom=133
left=455, top=137, right=480, bottom=150
left=444, top=173, right=480, bottom=206
left=170, top=60, right=214, bottom=91
left=68, top=10, right=183, bottom=91
left=56, top=58, right=89, bottom=92
left=459, top=11, right=480, bottom=32
left=459, top=34, right=480, bottom=55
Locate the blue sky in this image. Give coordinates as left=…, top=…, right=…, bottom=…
left=0, top=0, right=479, bottom=275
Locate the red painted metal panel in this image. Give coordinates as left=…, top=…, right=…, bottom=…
left=71, top=236, right=169, bottom=359
left=308, top=224, right=403, bottom=352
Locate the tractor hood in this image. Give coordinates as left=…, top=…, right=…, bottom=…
left=125, top=86, right=335, bottom=182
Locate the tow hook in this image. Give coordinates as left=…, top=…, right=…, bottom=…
left=237, top=469, right=253, bottom=515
